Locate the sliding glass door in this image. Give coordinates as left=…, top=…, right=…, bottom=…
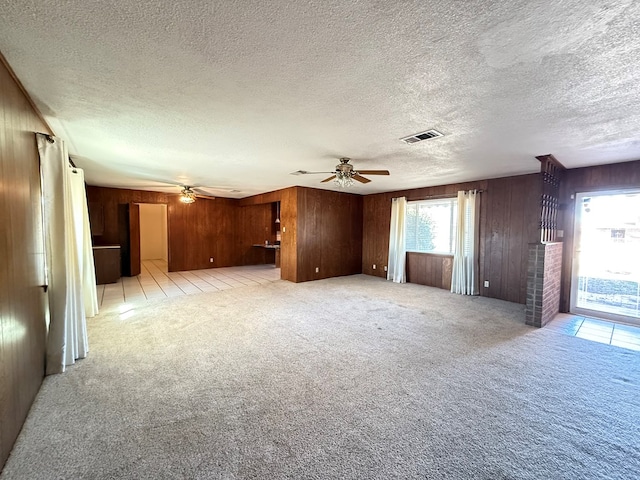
left=571, top=190, right=640, bottom=324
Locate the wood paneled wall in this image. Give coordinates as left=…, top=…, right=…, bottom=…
left=168, top=196, right=240, bottom=270
left=0, top=56, right=49, bottom=469
left=362, top=175, right=541, bottom=304
left=295, top=187, right=363, bottom=282
left=86, top=187, right=169, bottom=245
left=86, top=187, right=243, bottom=271
left=231, top=186, right=363, bottom=283
left=480, top=175, right=541, bottom=303
left=406, top=253, right=453, bottom=289
left=279, top=187, right=298, bottom=282
left=87, top=186, right=297, bottom=273
left=558, top=160, right=640, bottom=311
left=233, top=186, right=298, bottom=279
left=237, top=203, right=277, bottom=265
left=238, top=189, right=283, bottom=207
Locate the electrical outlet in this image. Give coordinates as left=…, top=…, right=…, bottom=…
left=384, top=266, right=387, bottom=272
left=484, top=280, right=489, bottom=288
left=209, top=257, right=214, bottom=263
left=315, top=267, right=319, bottom=273
left=373, top=264, right=376, bottom=269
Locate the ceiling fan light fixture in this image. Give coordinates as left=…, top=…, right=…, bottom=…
left=334, top=172, right=354, bottom=188
left=180, top=187, right=196, bottom=203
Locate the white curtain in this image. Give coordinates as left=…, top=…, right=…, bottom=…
left=451, top=190, right=479, bottom=295
left=69, top=167, right=99, bottom=318
left=387, top=196, right=407, bottom=283
left=38, top=134, right=97, bottom=375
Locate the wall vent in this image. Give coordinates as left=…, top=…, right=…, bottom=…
left=400, top=129, right=443, bottom=144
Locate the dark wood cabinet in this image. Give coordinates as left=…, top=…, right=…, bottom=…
left=93, top=246, right=121, bottom=284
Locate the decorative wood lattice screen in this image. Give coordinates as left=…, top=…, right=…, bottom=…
left=536, top=154, right=565, bottom=243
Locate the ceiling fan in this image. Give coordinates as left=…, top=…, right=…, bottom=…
left=172, top=185, right=244, bottom=203
left=291, top=157, right=390, bottom=187
left=122, top=180, right=241, bottom=203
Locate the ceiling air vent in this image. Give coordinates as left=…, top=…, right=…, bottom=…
left=400, top=129, right=443, bottom=144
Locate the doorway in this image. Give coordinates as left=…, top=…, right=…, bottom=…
left=570, top=190, right=640, bottom=324
left=139, top=203, right=168, bottom=271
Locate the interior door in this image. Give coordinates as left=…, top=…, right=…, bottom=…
left=570, top=190, right=640, bottom=324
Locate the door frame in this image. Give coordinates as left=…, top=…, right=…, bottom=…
left=570, top=188, right=640, bottom=325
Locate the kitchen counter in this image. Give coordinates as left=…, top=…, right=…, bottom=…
left=251, top=244, right=281, bottom=267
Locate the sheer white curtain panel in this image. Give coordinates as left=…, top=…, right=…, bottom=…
left=451, top=190, right=480, bottom=295
left=69, top=167, right=99, bottom=317
left=387, top=196, right=407, bottom=283
left=38, top=134, right=97, bottom=375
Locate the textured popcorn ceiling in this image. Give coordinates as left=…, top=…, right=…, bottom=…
left=1, top=0, right=640, bottom=197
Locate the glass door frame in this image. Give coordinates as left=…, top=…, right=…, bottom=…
left=570, top=188, right=640, bottom=326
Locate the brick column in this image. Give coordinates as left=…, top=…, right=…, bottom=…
left=526, top=242, right=563, bottom=327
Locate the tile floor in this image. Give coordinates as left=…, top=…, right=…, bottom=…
left=546, top=313, right=640, bottom=351
left=97, top=260, right=281, bottom=314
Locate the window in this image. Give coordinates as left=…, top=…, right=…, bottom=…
left=405, top=198, right=457, bottom=254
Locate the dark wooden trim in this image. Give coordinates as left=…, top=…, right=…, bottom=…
left=536, top=153, right=566, bottom=170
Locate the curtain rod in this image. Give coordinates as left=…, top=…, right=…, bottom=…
left=37, top=132, right=78, bottom=172
left=68, top=157, right=78, bottom=173
left=408, top=189, right=485, bottom=201
left=37, top=132, right=55, bottom=143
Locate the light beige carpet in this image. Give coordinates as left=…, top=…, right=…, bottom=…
left=2, top=275, right=639, bottom=479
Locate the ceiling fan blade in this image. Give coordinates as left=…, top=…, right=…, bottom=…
left=321, top=175, right=337, bottom=183
left=353, top=174, right=371, bottom=184
left=356, top=170, right=390, bottom=175
left=122, top=184, right=175, bottom=188
left=291, top=170, right=335, bottom=175
left=192, top=188, right=216, bottom=198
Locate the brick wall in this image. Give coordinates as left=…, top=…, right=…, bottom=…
left=526, top=242, right=563, bottom=327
